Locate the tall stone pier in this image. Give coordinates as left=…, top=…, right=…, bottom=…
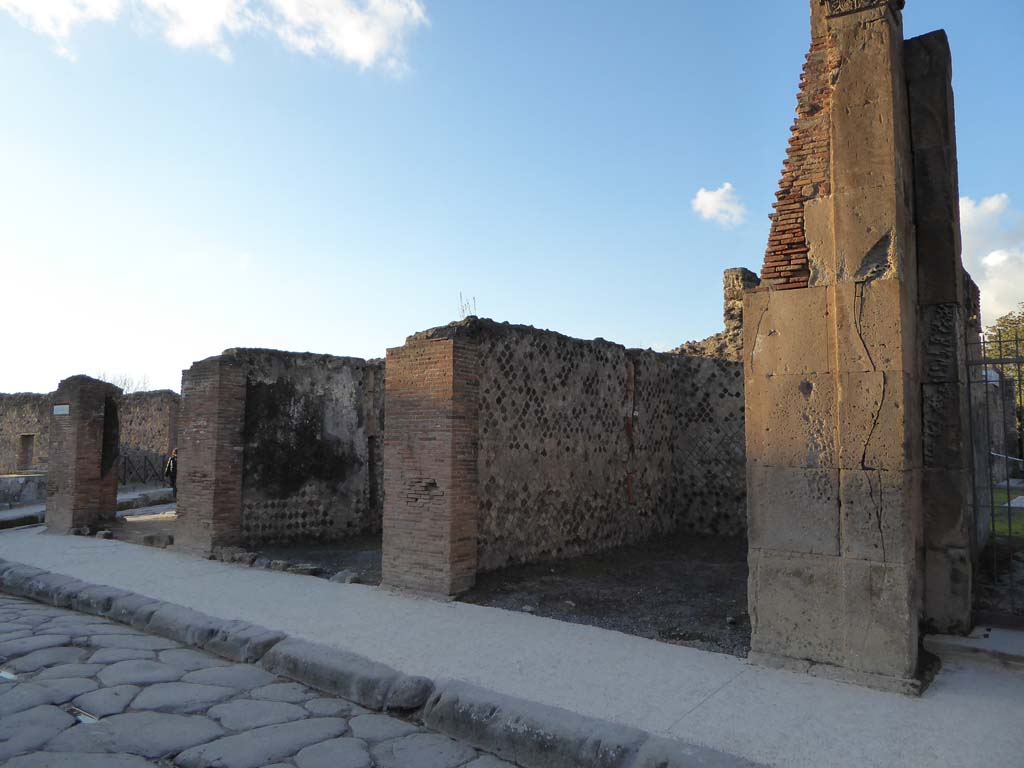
left=46, top=376, right=122, bottom=534
left=745, top=0, right=972, bottom=692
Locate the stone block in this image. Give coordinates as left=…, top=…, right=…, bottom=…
left=912, top=144, right=959, bottom=225
left=922, top=382, right=967, bottom=469
left=745, top=373, right=838, bottom=469
left=919, top=304, right=965, bottom=384
left=922, top=469, right=970, bottom=549
left=923, top=547, right=971, bottom=634
left=105, top=593, right=163, bottom=626
left=833, top=279, right=916, bottom=374
left=0, top=564, right=47, bottom=597
left=203, top=621, right=287, bottom=664
left=144, top=605, right=226, bottom=648
left=838, top=371, right=917, bottom=471
left=72, top=585, right=133, bottom=616
left=748, top=551, right=845, bottom=666
left=831, top=190, right=901, bottom=283
left=832, top=106, right=899, bottom=198
left=422, top=680, right=648, bottom=768
left=839, top=469, right=919, bottom=564
left=916, top=221, right=963, bottom=306
left=259, top=638, right=428, bottom=712
left=905, top=30, right=952, bottom=83
left=842, top=559, right=917, bottom=678
left=743, top=287, right=832, bottom=376
left=806, top=197, right=836, bottom=287
left=747, top=465, right=839, bottom=556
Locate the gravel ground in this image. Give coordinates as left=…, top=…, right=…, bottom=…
left=0, top=594, right=509, bottom=767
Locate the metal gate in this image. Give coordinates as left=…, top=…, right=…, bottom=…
left=967, top=329, right=1024, bottom=623
left=118, top=450, right=167, bottom=486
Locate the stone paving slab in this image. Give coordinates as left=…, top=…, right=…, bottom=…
left=0, top=594, right=503, bottom=768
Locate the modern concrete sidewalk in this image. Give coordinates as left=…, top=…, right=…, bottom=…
left=0, top=527, right=1021, bottom=768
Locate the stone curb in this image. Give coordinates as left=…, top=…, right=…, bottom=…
left=422, top=681, right=759, bottom=768
left=0, top=556, right=763, bottom=768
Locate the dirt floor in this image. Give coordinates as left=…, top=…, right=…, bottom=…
left=107, top=511, right=749, bottom=656
left=461, top=533, right=751, bottom=657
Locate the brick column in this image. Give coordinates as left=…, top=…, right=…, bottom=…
left=46, top=376, right=122, bottom=534
left=906, top=31, right=973, bottom=634
left=746, top=0, right=924, bottom=693
left=382, top=335, right=480, bottom=596
left=176, top=355, right=246, bottom=554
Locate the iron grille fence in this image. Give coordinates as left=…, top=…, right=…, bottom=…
left=117, top=450, right=167, bottom=487
left=968, top=330, right=1024, bottom=622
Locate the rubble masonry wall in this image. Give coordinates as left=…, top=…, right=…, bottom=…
left=0, top=393, right=52, bottom=474
left=177, top=349, right=383, bottom=553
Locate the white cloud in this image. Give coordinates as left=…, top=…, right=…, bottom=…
left=960, top=193, right=1024, bottom=324
left=0, top=0, right=427, bottom=70
left=692, top=182, right=747, bottom=228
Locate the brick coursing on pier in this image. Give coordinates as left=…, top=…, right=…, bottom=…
left=46, top=376, right=122, bottom=534
left=760, top=33, right=834, bottom=289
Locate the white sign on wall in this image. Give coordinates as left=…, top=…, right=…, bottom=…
left=53, top=404, right=70, bottom=416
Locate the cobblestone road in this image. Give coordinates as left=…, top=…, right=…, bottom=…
left=0, top=594, right=510, bottom=768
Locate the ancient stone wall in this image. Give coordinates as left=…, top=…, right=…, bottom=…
left=233, top=349, right=384, bottom=545
left=177, top=349, right=383, bottom=553
left=475, top=323, right=745, bottom=571
left=383, top=317, right=746, bottom=592
left=1, top=389, right=180, bottom=480
left=673, top=268, right=762, bottom=361
left=0, top=393, right=52, bottom=474
left=119, top=390, right=180, bottom=470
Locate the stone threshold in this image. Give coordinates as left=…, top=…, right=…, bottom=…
left=0, top=556, right=760, bottom=768
left=746, top=651, right=927, bottom=696
left=924, top=626, right=1024, bottom=669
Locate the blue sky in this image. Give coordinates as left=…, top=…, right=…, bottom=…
left=1, top=0, right=1022, bottom=393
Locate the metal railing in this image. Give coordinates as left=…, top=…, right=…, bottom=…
left=117, top=452, right=167, bottom=486
left=967, top=329, right=1023, bottom=620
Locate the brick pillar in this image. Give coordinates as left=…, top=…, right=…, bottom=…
left=746, top=0, right=924, bottom=693
left=46, top=376, right=122, bottom=534
left=382, top=335, right=480, bottom=596
left=906, top=31, right=973, bottom=634
left=176, top=355, right=246, bottom=554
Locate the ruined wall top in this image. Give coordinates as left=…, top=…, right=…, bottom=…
left=820, top=0, right=904, bottom=18
left=671, top=268, right=760, bottom=361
